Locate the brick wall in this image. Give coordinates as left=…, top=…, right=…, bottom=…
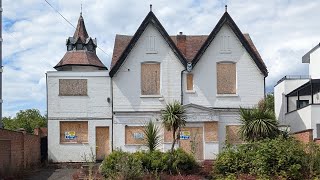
left=0, top=129, right=40, bottom=177
left=292, top=129, right=313, bottom=144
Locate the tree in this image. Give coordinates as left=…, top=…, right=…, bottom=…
left=239, top=107, right=279, bottom=142
left=143, top=120, right=161, bottom=152
left=161, top=101, right=186, bottom=153
left=2, top=109, right=47, bottom=133
left=258, top=93, right=274, bottom=112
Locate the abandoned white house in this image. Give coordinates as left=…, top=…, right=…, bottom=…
left=275, top=43, right=320, bottom=139
left=47, top=8, right=268, bottom=162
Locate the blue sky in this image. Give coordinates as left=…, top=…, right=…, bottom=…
left=2, top=0, right=318, bottom=117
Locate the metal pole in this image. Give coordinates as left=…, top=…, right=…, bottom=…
left=0, top=0, right=3, bottom=128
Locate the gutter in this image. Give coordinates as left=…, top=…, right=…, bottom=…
left=111, top=76, right=114, bottom=151
left=180, top=70, right=186, bottom=105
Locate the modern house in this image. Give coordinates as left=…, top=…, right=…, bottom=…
left=275, top=43, right=320, bottom=139
left=47, top=7, right=268, bottom=162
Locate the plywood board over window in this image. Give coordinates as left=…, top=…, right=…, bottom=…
left=60, top=121, right=88, bottom=144
left=125, top=126, right=146, bottom=145
left=226, top=125, right=243, bottom=144
left=217, top=63, right=236, bottom=94
left=141, top=63, right=160, bottom=95
left=204, top=122, right=218, bottom=142
left=59, top=79, right=87, bottom=96
left=187, top=74, right=193, bottom=91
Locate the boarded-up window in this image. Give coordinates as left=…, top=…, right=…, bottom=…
left=217, top=63, right=236, bottom=94
left=164, top=129, right=174, bottom=143
left=141, top=63, right=160, bottom=95
left=187, top=74, right=193, bottom=91
left=226, top=125, right=243, bottom=144
left=59, top=79, right=87, bottom=96
left=204, top=122, right=218, bottom=142
left=125, top=126, right=146, bottom=145
left=60, top=121, right=88, bottom=143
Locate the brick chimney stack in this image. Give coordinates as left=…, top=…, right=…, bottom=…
left=177, top=32, right=186, bottom=56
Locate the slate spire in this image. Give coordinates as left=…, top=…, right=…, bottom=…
left=73, top=13, right=89, bottom=42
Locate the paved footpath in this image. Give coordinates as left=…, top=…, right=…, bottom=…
left=24, top=167, right=77, bottom=180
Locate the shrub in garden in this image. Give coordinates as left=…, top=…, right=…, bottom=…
left=100, top=150, right=143, bottom=180
left=171, top=148, right=198, bottom=173
left=214, top=137, right=309, bottom=179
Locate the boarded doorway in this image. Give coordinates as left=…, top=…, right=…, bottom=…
left=96, top=127, right=110, bottom=161
left=180, top=127, right=203, bottom=160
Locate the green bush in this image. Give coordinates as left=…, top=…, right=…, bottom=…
left=133, top=149, right=197, bottom=173
left=100, top=150, right=143, bottom=179
left=171, top=148, right=198, bottom=173
left=214, top=137, right=309, bottom=179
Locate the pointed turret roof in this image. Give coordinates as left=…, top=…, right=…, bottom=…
left=54, top=14, right=107, bottom=70
left=73, top=13, right=89, bottom=42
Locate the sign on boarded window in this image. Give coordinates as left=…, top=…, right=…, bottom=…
left=141, top=63, right=160, bottom=95
left=60, top=121, right=88, bottom=143
left=217, top=63, right=236, bottom=94
left=59, top=79, right=87, bottom=96
left=125, top=126, right=145, bottom=145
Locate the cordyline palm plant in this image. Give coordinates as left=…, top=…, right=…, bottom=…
left=161, top=100, right=186, bottom=153
left=143, top=120, right=161, bottom=152
left=239, top=107, right=280, bottom=142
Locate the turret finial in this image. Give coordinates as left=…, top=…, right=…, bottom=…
left=225, top=5, right=227, bottom=12
left=150, top=4, right=152, bottom=12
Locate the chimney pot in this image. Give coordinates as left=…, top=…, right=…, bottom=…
left=179, top=32, right=183, bottom=35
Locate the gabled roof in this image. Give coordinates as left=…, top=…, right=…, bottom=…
left=109, top=11, right=188, bottom=77
left=110, top=11, right=268, bottom=77
left=111, top=34, right=260, bottom=68
left=192, top=12, right=268, bottom=76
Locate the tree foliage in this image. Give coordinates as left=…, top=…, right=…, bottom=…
left=2, top=109, right=47, bottom=133
left=258, top=93, right=274, bottom=112
left=239, top=107, right=279, bottom=142
left=143, top=120, right=161, bottom=152
left=161, top=101, right=186, bottom=153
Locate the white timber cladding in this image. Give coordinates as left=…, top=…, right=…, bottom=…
left=47, top=71, right=112, bottom=119
left=112, top=24, right=184, bottom=112
left=184, top=25, right=264, bottom=108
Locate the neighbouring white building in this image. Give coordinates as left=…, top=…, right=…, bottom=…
left=275, top=43, right=320, bottom=139
left=48, top=8, right=268, bottom=162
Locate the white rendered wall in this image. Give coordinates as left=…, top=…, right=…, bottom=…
left=274, top=79, right=309, bottom=124
left=183, top=25, right=264, bottom=108
left=311, top=105, right=320, bottom=138
left=310, top=49, right=320, bottom=79
left=285, top=106, right=311, bottom=133
left=47, top=71, right=112, bottom=119
left=47, top=71, right=112, bottom=162
left=48, top=119, right=112, bottom=162
left=112, top=24, right=184, bottom=112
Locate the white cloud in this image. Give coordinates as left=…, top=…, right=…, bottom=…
left=2, top=0, right=318, bottom=116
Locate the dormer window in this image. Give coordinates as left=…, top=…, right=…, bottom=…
left=76, top=43, right=83, bottom=50
left=87, top=44, right=94, bottom=51
left=67, top=44, right=73, bottom=51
